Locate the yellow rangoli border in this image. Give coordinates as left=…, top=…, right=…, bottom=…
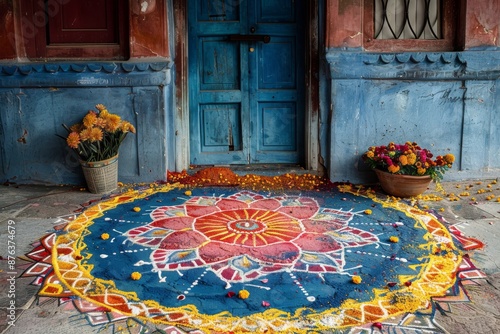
left=50, top=183, right=462, bottom=333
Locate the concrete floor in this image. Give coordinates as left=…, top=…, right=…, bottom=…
left=0, top=179, right=499, bottom=334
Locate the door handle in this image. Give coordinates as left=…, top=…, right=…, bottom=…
left=228, top=34, right=271, bottom=43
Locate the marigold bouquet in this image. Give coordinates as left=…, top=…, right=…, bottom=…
left=362, top=141, right=455, bottom=181
left=60, top=104, right=136, bottom=162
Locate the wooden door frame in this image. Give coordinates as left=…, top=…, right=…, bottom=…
left=173, top=0, right=320, bottom=172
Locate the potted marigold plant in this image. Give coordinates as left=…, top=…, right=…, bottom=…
left=362, top=141, right=455, bottom=197
left=60, top=104, right=136, bottom=194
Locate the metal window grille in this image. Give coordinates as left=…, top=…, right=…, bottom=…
left=374, top=0, right=442, bottom=39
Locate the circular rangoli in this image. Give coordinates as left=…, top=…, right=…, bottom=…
left=45, top=184, right=462, bottom=332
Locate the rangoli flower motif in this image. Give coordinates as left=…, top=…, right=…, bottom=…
left=125, top=191, right=379, bottom=283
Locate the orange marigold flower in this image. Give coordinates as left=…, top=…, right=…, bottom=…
left=105, top=114, right=121, bottom=132
left=89, top=127, right=103, bottom=142
left=99, top=109, right=109, bottom=118
left=352, top=275, right=362, bottom=284
left=79, top=128, right=92, bottom=141
left=130, top=272, right=142, bottom=280
left=95, top=104, right=107, bottom=111
left=388, top=165, right=400, bottom=173
left=69, top=123, right=82, bottom=132
left=365, top=151, right=375, bottom=158
left=120, top=121, right=136, bottom=134
left=398, top=155, right=408, bottom=166
left=83, top=111, right=97, bottom=128
left=406, top=153, right=417, bottom=165
left=95, top=117, right=107, bottom=128
left=444, top=154, right=455, bottom=164
left=66, top=132, right=80, bottom=148
left=417, top=167, right=426, bottom=175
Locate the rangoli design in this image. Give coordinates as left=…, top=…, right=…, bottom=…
left=21, top=183, right=485, bottom=333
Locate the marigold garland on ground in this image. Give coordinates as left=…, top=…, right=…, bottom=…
left=167, top=167, right=329, bottom=191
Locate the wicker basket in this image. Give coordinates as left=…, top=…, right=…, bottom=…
left=80, top=155, right=119, bottom=194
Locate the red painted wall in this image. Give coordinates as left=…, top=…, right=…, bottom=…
left=464, top=1, right=500, bottom=48
left=130, top=0, right=169, bottom=58
left=325, top=0, right=499, bottom=50
left=325, top=0, right=363, bottom=49
left=0, top=1, right=18, bottom=59
left=0, top=0, right=170, bottom=60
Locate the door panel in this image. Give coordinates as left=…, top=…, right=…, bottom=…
left=189, top=0, right=304, bottom=165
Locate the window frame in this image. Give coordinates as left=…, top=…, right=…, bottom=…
left=363, top=0, right=462, bottom=52
left=20, top=0, right=129, bottom=60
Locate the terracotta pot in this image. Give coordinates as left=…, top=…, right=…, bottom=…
left=374, top=169, right=432, bottom=198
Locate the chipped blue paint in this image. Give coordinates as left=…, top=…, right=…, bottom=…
left=0, top=61, right=174, bottom=185
left=325, top=51, right=500, bottom=183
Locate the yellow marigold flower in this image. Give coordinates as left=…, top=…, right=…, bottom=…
left=238, top=289, right=250, bottom=299
left=133, top=207, right=141, bottom=212
left=184, top=190, right=192, bottom=196
left=83, top=111, right=97, bottom=128
left=120, top=121, right=136, bottom=134
left=105, top=114, right=121, bottom=132
left=79, top=128, right=92, bottom=141
left=130, top=272, right=142, bottom=280
left=95, top=117, right=107, bottom=128
left=364, top=209, right=372, bottom=215
left=366, top=151, right=375, bottom=158
left=417, top=168, right=426, bottom=175
left=387, top=165, right=400, bottom=173
left=444, top=154, right=455, bottom=164
left=352, top=275, right=362, bottom=284
left=398, top=155, right=408, bottom=166
left=89, top=127, right=103, bottom=142
left=95, top=104, right=107, bottom=111
left=101, top=233, right=110, bottom=240
left=389, top=236, right=399, bottom=243
left=406, top=153, right=417, bottom=165
left=66, top=132, right=80, bottom=149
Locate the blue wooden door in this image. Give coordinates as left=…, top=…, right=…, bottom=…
left=188, top=0, right=304, bottom=165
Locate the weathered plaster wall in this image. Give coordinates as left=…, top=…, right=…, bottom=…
left=130, top=0, right=170, bottom=58
left=0, top=1, right=174, bottom=185
left=325, top=0, right=500, bottom=50
left=325, top=0, right=362, bottom=49
left=0, top=62, right=174, bottom=185
left=326, top=51, right=500, bottom=183
left=465, top=1, right=500, bottom=48
left=0, top=1, right=17, bottom=59
left=322, top=1, right=500, bottom=183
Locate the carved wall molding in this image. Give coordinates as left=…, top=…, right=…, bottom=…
left=0, top=61, right=173, bottom=87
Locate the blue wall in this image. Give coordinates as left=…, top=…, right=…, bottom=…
left=325, top=51, right=500, bottom=183
left=0, top=62, right=174, bottom=185
left=1, top=51, right=499, bottom=186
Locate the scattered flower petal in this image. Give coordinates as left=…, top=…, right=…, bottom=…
left=262, top=301, right=270, bottom=307
left=238, top=290, right=250, bottom=299
left=101, top=233, right=110, bottom=240
left=133, top=207, right=141, bottom=212
left=130, top=272, right=142, bottom=280
left=226, top=291, right=236, bottom=298
left=352, top=275, right=362, bottom=284
left=389, top=236, right=399, bottom=243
